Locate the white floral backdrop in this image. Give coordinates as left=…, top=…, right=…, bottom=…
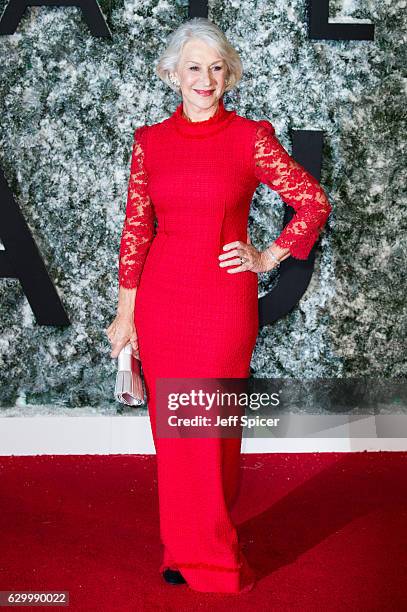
left=0, top=0, right=405, bottom=412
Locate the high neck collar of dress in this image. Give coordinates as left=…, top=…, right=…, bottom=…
left=170, top=97, right=237, bottom=138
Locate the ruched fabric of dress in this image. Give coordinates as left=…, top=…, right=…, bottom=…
left=118, top=97, right=332, bottom=594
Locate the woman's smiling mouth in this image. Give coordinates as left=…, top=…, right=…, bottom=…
left=194, top=89, right=215, bottom=96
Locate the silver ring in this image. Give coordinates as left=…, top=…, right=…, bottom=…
left=240, top=257, right=245, bottom=264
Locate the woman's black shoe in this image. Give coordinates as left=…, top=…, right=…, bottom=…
left=162, top=568, right=186, bottom=585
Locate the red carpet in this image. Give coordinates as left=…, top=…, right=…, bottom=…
left=0, top=452, right=406, bottom=610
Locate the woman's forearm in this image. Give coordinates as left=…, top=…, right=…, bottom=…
left=117, top=285, right=137, bottom=319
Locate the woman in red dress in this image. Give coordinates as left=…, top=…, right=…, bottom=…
left=107, top=18, right=332, bottom=594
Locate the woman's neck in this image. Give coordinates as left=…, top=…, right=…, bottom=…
left=181, top=101, right=220, bottom=123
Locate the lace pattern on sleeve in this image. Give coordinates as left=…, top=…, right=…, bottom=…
left=253, top=120, right=332, bottom=259
left=118, top=126, right=155, bottom=288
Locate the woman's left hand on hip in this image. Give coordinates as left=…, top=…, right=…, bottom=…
left=218, top=240, right=278, bottom=274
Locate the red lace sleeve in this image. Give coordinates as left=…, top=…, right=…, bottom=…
left=253, top=120, right=332, bottom=260
left=118, top=126, right=155, bottom=288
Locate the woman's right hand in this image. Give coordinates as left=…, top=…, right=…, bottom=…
left=106, top=313, right=139, bottom=359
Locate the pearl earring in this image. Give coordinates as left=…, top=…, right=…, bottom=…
left=169, top=74, right=180, bottom=88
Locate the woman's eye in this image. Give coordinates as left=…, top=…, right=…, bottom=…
left=188, top=66, right=222, bottom=71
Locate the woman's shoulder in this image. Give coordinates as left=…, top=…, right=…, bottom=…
left=132, top=117, right=170, bottom=148
left=134, top=124, right=150, bottom=138
left=234, top=113, right=275, bottom=136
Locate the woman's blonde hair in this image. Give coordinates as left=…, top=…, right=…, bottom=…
left=156, top=17, right=243, bottom=95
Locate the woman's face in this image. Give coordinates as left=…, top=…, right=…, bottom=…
left=172, top=38, right=228, bottom=114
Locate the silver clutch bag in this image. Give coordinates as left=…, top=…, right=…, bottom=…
left=114, top=342, right=145, bottom=406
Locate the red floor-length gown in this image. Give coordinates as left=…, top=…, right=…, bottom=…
left=118, top=97, right=332, bottom=593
